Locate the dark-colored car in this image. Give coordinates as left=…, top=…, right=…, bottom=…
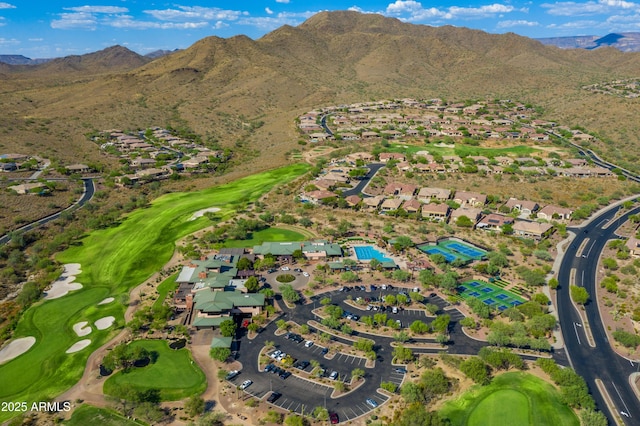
left=321, top=347, right=329, bottom=355
left=279, top=371, right=291, bottom=379
left=296, top=360, right=310, bottom=370
left=330, top=412, right=339, bottom=424
left=267, top=391, right=282, bottom=403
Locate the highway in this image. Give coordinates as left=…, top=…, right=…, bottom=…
left=558, top=203, right=640, bottom=423
left=0, top=178, right=95, bottom=245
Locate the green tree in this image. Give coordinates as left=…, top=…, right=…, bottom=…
left=393, top=345, right=414, bottom=363
left=351, top=367, right=365, bottom=380
left=184, top=395, right=205, bottom=417
left=341, top=271, right=358, bottom=282
left=431, top=314, right=451, bottom=333
left=244, top=276, right=260, bottom=293
left=460, top=357, right=491, bottom=384
left=237, top=257, right=253, bottom=271
left=456, top=215, right=474, bottom=227
left=410, top=320, right=430, bottom=334
left=219, top=319, right=237, bottom=337
left=570, top=285, right=589, bottom=305
left=580, top=409, right=608, bottom=426
left=209, top=347, right=231, bottom=362
left=393, top=269, right=411, bottom=282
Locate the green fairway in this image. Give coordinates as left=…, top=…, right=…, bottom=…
left=0, top=163, right=309, bottom=422
left=440, top=372, right=579, bottom=426
left=65, top=404, right=141, bottom=426
left=153, top=272, right=180, bottom=310
left=222, top=227, right=306, bottom=248
left=103, top=339, right=206, bottom=401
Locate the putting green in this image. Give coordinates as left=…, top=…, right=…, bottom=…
left=0, top=164, right=309, bottom=422
left=440, top=372, right=579, bottom=426
left=103, top=339, right=206, bottom=401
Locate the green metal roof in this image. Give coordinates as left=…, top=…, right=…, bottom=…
left=210, top=336, right=233, bottom=348
left=193, top=289, right=265, bottom=313
left=192, top=317, right=228, bottom=327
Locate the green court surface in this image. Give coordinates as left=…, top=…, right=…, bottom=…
left=103, top=339, right=206, bottom=401
left=418, top=239, right=487, bottom=264
left=0, top=163, right=308, bottom=423
left=440, top=372, right=579, bottom=426
left=456, top=280, right=526, bottom=312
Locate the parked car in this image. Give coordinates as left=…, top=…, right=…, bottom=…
left=281, top=266, right=290, bottom=271
left=226, top=370, right=240, bottom=380
left=264, top=363, right=275, bottom=372
left=396, top=319, right=402, bottom=328
left=296, top=360, right=310, bottom=370
left=329, top=371, right=339, bottom=380
left=294, top=268, right=303, bottom=272
left=413, top=287, right=420, bottom=293
left=304, top=340, right=314, bottom=348
left=394, top=367, right=407, bottom=374
left=279, top=371, right=291, bottom=379
left=392, top=306, right=399, bottom=314
left=366, top=398, right=378, bottom=408
left=267, top=391, right=282, bottom=403
left=270, top=350, right=282, bottom=359
left=321, top=347, right=329, bottom=355
left=272, top=367, right=284, bottom=375
left=303, top=272, right=310, bottom=277
left=240, top=380, right=253, bottom=390
left=381, top=284, right=387, bottom=290
left=330, top=412, right=339, bottom=424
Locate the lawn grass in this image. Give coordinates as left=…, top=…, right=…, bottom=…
left=0, top=163, right=309, bottom=422
left=222, top=226, right=306, bottom=248
left=389, top=143, right=541, bottom=158
left=439, top=372, right=579, bottom=426
left=103, top=339, right=206, bottom=401
left=152, top=272, right=180, bottom=310
left=65, top=404, right=142, bottom=426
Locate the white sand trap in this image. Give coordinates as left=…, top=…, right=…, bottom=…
left=98, top=297, right=114, bottom=305
left=189, top=207, right=220, bottom=221
left=66, top=339, right=91, bottom=354
left=95, top=316, right=115, bottom=330
left=72, top=321, right=92, bottom=337
left=44, top=263, right=83, bottom=300
left=0, top=337, right=36, bottom=365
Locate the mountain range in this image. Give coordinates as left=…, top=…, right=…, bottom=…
left=537, top=32, right=640, bottom=52
left=2, top=11, right=640, bottom=173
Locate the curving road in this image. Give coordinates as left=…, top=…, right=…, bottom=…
left=0, top=178, right=95, bottom=245
left=557, top=203, right=640, bottom=423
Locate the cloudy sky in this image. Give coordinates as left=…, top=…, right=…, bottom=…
left=1, top=1, right=639, bottom=58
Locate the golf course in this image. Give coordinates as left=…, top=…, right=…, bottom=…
left=0, top=163, right=309, bottom=423
left=440, top=372, right=579, bottom=426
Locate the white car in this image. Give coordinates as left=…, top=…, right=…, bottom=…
left=304, top=340, right=314, bottom=348
left=381, top=284, right=387, bottom=290
left=240, top=379, right=253, bottom=390
left=302, top=272, right=310, bottom=277
left=270, top=350, right=282, bottom=359
left=329, top=371, right=339, bottom=380
left=281, top=266, right=290, bottom=271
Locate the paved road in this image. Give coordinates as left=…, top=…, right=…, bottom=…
left=341, top=163, right=385, bottom=198
left=0, top=178, right=95, bottom=245
left=557, top=204, right=640, bottom=423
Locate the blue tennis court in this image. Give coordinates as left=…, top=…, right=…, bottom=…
left=498, top=305, right=508, bottom=311
left=446, top=242, right=486, bottom=258
left=469, top=291, right=481, bottom=297
left=469, top=281, right=481, bottom=288
left=457, top=280, right=527, bottom=311
left=483, top=298, right=496, bottom=305
left=422, top=247, right=457, bottom=262
left=496, top=294, right=509, bottom=300
left=481, top=287, right=493, bottom=293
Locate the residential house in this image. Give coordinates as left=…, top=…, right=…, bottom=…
left=454, top=191, right=487, bottom=207
left=339, top=132, right=360, bottom=141
left=383, top=182, right=418, bottom=200
left=0, top=162, right=17, bottom=172
left=361, top=131, right=379, bottom=140
left=476, top=214, right=514, bottom=232
left=402, top=198, right=422, bottom=214
left=379, top=152, right=405, bottom=162
left=362, top=195, right=384, bottom=211
left=131, top=158, right=156, bottom=169
left=305, top=190, right=338, bottom=204
left=565, top=158, right=587, bottom=167
left=421, top=204, right=450, bottom=222
left=493, top=156, right=513, bottom=166
left=66, top=164, right=90, bottom=174
left=625, top=236, right=640, bottom=257
left=417, top=187, right=451, bottom=202
left=10, top=182, right=47, bottom=195
left=380, top=198, right=404, bottom=212
left=504, top=198, right=540, bottom=215
left=512, top=221, right=554, bottom=240
left=309, top=132, right=331, bottom=142
left=345, top=195, right=362, bottom=207
left=345, top=152, right=374, bottom=164
left=537, top=205, right=573, bottom=221
left=450, top=207, right=482, bottom=223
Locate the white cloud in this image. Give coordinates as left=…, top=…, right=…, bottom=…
left=0, top=37, right=19, bottom=45
left=28, top=38, right=44, bottom=41
left=385, top=1, right=518, bottom=21
left=65, top=6, right=128, bottom=14
left=238, top=10, right=318, bottom=30
left=266, top=7, right=274, bottom=15
left=108, top=17, right=209, bottom=30
left=51, top=12, right=98, bottom=30
left=144, top=6, right=245, bottom=22
left=541, top=0, right=640, bottom=16
left=0, top=2, right=15, bottom=9
left=497, top=19, right=540, bottom=28
left=276, top=0, right=291, bottom=3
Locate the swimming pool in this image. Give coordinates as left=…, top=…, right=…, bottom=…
left=354, top=245, right=392, bottom=262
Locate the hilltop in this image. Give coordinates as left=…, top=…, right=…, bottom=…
left=1, top=11, right=640, bottom=172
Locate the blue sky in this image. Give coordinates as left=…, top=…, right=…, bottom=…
left=1, top=1, right=640, bottom=58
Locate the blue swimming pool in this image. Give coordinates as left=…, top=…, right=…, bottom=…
left=354, top=246, right=392, bottom=262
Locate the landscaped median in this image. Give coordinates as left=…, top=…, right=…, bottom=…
left=0, top=163, right=309, bottom=423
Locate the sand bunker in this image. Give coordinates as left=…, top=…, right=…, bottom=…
left=98, top=297, right=114, bottom=305
left=189, top=207, right=221, bottom=221
left=72, top=321, right=92, bottom=337
left=0, top=337, right=36, bottom=365
left=66, top=339, right=91, bottom=354
left=44, top=263, right=83, bottom=300
left=95, top=316, right=115, bottom=330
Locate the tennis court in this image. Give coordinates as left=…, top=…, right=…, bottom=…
left=418, top=238, right=487, bottom=264
left=441, top=240, right=487, bottom=260
left=457, top=280, right=526, bottom=310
